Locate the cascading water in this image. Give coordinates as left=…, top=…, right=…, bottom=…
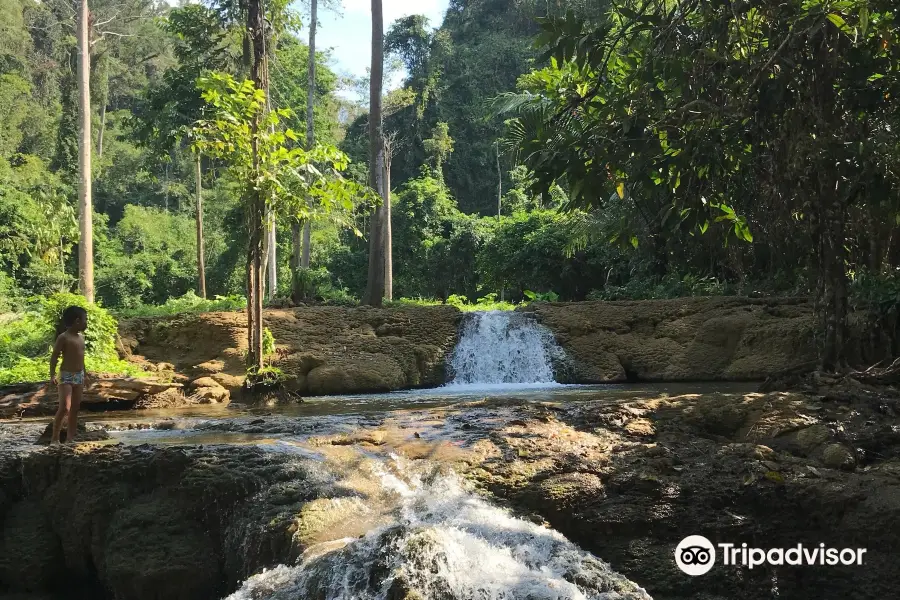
left=225, top=455, right=651, bottom=600
left=445, top=311, right=566, bottom=388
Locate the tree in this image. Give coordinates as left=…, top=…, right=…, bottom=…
left=77, top=0, right=94, bottom=302
left=191, top=73, right=365, bottom=368
left=362, top=0, right=385, bottom=307
left=301, top=0, right=317, bottom=272
left=383, top=133, right=395, bottom=300
left=501, top=0, right=900, bottom=368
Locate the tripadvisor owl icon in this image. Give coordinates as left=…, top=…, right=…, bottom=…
left=675, top=535, right=716, bottom=576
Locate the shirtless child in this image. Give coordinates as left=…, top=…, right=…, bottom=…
left=49, top=306, right=89, bottom=444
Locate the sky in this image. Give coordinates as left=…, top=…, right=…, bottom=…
left=307, top=0, right=451, bottom=102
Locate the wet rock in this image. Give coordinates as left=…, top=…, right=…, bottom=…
left=0, top=502, right=61, bottom=592
left=0, top=445, right=339, bottom=597
left=194, top=386, right=230, bottom=404
left=821, top=443, right=856, bottom=471
left=35, top=422, right=109, bottom=445
left=771, top=423, right=833, bottom=457
left=103, top=497, right=219, bottom=600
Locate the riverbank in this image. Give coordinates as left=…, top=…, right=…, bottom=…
left=2, top=297, right=821, bottom=420
left=0, top=382, right=896, bottom=599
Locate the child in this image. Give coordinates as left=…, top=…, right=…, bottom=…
left=49, top=306, right=89, bottom=444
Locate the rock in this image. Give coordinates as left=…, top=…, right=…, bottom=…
left=307, top=357, right=407, bottom=395
left=35, top=422, right=109, bottom=445
left=794, top=423, right=833, bottom=455
left=528, top=298, right=816, bottom=382
left=821, top=444, right=856, bottom=471
left=103, top=497, right=219, bottom=600
left=119, top=306, right=461, bottom=397
left=195, top=360, right=225, bottom=374
left=194, top=386, right=230, bottom=404
left=536, top=472, right=606, bottom=507
left=190, top=377, right=224, bottom=390
left=211, top=373, right=246, bottom=395
left=0, top=502, right=62, bottom=592
left=753, top=445, right=776, bottom=461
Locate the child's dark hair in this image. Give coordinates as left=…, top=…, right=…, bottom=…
left=56, top=305, right=87, bottom=337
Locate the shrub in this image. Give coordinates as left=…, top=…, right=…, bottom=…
left=114, top=291, right=246, bottom=318
left=0, top=292, right=145, bottom=384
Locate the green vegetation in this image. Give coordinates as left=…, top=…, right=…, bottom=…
left=114, top=292, right=245, bottom=319
left=1, top=0, right=898, bottom=377
left=0, top=293, right=145, bottom=384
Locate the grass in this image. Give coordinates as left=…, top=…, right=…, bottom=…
left=387, top=293, right=518, bottom=312
left=113, top=292, right=246, bottom=319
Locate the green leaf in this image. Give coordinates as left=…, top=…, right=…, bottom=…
left=616, top=181, right=625, bottom=199
left=699, top=220, right=709, bottom=234
left=826, top=13, right=851, bottom=35
left=630, top=235, right=639, bottom=249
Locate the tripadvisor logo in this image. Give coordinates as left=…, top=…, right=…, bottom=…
left=674, top=535, right=867, bottom=576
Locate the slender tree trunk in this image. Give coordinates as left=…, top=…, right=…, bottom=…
left=290, top=220, right=301, bottom=301
left=97, top=102, right=106, bottom=158
left=195, top=154, right=206, bottom=298
left=820, top=190, right=849, bottom=371
left=266, top=213, right=276, bottom=299
left=496, top=141, right=502, bottom=218
left=300, top=0, right=317, bottom=271
left=247, top=0, right=267, bottom=369
left=77, top=0, right=94, bottom=302
left=362, top=0, right=385, bottom=307
left=383, top=139, right=392, bottom=301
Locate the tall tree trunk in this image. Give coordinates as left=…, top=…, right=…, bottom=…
left=247, top=0, right=267, bottom=369
left=383, top=138, right=392, bottom=301
left=496, top=141, right=502, bottom=219
left=290, top=220, right=301, bottom=302
left=362, top=0, right=385, bottom=307
left=819, top=189, right=849, bottom=371
left=195, top=154, right=207, bottom=298
left=77, top=0, right=94, bottom=302
left=300, top=0, right=317, bottom=271
left=266, top=213, right=276, bottom=299
left=96, top=102, right=106, bottom=158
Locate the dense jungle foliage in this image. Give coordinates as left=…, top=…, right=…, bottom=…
left=1, top=0, right=899, bottom=376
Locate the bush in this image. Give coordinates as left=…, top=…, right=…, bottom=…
left=114, top=292, right=246, bottom=318
left=0, top=292, right=145, bottom=384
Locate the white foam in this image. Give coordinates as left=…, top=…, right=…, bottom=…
left=225, top=456, right=651, bottom=600
left=445, top=311, right=567, bottom=387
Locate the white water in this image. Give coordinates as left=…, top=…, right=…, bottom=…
left=225, top=455, right=650, bottom=600
left=444, top=311, right=566, bottom=389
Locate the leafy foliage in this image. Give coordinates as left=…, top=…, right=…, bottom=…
left=0, top=293, right=145, bottom=384
left=114, top=291, right=246, bottom=318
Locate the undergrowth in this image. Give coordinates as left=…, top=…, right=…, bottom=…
left=388, top=293, right=518, bottom=311
left=0, top=293, right=146, bottom=385
left=114, top=291, right=246, bottom=318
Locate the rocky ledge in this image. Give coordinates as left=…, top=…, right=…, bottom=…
left=461, top=387, right=900, bottom=599
left=525, top=297, right=817, bottom=382
left=118, top=305, right=463, bottom=402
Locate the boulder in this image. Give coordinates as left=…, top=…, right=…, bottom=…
left=35, top=422, right=109, bottom=445
left=307, top=357, right=407, bottom=395
left=821, top=443, right=856, bottom=471
left=194, top=386, right=230, bottom=404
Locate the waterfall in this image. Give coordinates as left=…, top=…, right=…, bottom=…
left=445, top=311, right=565, bottom=388
left=224, top=456, right=651, bottom=600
